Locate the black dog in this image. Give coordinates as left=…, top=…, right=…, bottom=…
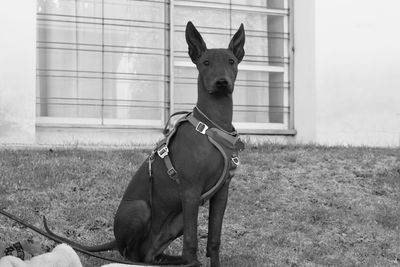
left=45, top=21, right=245, bottom=267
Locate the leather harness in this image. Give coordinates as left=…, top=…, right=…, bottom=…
left=148, top=107, right=245, bottom=204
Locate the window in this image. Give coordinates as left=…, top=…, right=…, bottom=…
left=37, top=0, right=293, bottom=132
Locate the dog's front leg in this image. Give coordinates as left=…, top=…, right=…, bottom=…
left=207, top=182, right=230, bottom=267
left=181, top=188, right=202, bottom=266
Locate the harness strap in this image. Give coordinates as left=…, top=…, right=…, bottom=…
left=153, top=113, right=188, bottom=184
left=162, top=111, right=191, bottom=135
left=185, top=113, right=244, bottom=203
left=156, top=141, right=179, bottom=183
left=186, top=114, right=244, bottom=152
left=200, top=137, right=230, bottom=204
left=148, top=110, right=244, bottom=203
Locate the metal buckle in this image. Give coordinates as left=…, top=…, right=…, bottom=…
left=231, top=156, right=240, bottom=166
left=167, top=167, right=177, bottom=177
left=195, top=122, right=208, bottom=134
left=157, top=144, right=169, bottom=158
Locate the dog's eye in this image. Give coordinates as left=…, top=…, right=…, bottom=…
left=229, top=58, right=235, bottom=65
left=203, top=60, right=210, bottom=66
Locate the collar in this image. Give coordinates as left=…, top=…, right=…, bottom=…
left=193, top=106, right=238, bottom=136
left=187, top=111, right=244, bottom=152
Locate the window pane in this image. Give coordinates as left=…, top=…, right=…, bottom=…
left=104, top=0, right=165, bottom=24
left=174, top=66, right=197, bottom=111
left=37, top=0, right=167, bottom=124
left=37, top=0, right=291, bottom=130
left=37, top=0, right=103, bottom=119
left=232, top=12, right=287, bottom=67
left=172, top=1, right=290, bottom=126
left=36, top=75, right=102, bottom=118
left=103, top=77, right=164, bottom=121
left=101, top=0, right=167, bottom=123
left=174, top=6, right=230, bottom=56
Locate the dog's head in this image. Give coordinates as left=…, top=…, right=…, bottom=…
left=185, top=21, right=245, bottom=96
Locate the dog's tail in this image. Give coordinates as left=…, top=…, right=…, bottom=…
left=0, top=209, right=137, bottom=264
left=43, top=216, right=117, bottom=252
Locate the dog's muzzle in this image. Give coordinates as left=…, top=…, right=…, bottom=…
left=209, top=78, right=233, bottom=95
left=216, top=79, right=229, bottom=89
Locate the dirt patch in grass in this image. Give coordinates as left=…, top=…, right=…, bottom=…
left=0, top=145, right=400, bottom=266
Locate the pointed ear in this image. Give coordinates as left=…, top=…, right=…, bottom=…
left=228, top=23, right=245, bottom=63
left=185, top=21, right=207, bottom=63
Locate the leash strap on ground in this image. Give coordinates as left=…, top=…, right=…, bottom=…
left=0, top=209, right=132, bottom=264
left=0, top=209, right=197, bottom=266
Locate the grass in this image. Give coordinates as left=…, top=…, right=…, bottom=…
left=0, top=144, right=400, bottom=266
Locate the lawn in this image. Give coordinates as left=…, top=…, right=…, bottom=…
left=0, top=144, right=400, bottom=266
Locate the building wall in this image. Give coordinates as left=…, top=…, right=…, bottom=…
left=293, top=0, right=317, bottom=144
left=1, top=1, right=399, bottom=147
left=0, top=0, right=36, bottom=144
left=293, top=0, right=400, bottom=147
left=313, top=0, right=400, bottom=146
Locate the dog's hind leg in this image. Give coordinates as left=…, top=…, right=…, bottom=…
left=147, top=213, right=183, bottom=261
left=143, top=213, right=184, bottom=264
left=114, top=200, right=151, bottom=261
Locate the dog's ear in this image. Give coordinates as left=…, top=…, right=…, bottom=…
left=186, top=21, right=207, bottom=63
left=228, top=23, right=245, bottom=63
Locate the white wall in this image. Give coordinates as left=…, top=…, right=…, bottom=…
left=1, top=1, right=399, bottom=147
left=293, top=0, right=317, bottom=144
left=0, top=1, right=36, bottom=144
left=314, top=0, right=400, bottom=146
left=294, top=0, right=400, bottom=147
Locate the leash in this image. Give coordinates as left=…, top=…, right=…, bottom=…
left=0, top=209, right=133, bottom=264
left=0, top=209, right=198, bottom=267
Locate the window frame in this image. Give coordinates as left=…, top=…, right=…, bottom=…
left=170, top=0, right=295, bottom=134
left=36, top=0, right=296, bottom=135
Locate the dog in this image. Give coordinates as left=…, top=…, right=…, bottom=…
left=44, top=21, right=245, bottom=267
left=0, top=244, right=82, bottom=267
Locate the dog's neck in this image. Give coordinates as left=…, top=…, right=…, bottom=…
left=196, top=83, right=234, bottom=132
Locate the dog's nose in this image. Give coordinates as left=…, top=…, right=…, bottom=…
left=216, top=79, right=228, bottom=89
